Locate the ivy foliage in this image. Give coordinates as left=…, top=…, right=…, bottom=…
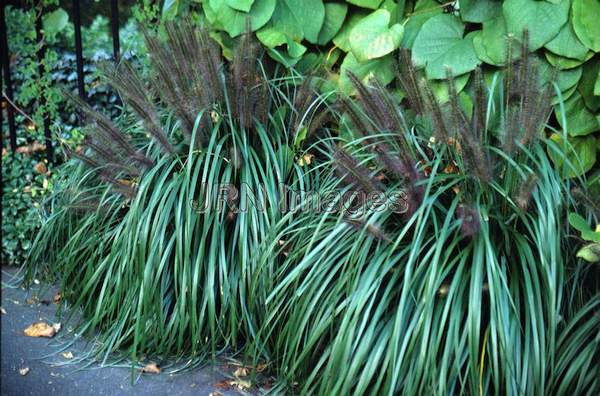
left=162, top=0, right=600, bottom=177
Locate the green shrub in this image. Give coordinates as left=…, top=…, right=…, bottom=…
left=1, top=150, right=54, bottom=265
left=26, top=21, right=326, bottom=360
left=162, top=0, right=600, bottom=177
left=252, top=48, right=600, bottom=394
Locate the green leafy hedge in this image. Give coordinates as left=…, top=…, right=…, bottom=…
left=163, top=0, right=600, bottom=176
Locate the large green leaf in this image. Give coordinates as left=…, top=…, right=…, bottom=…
left=42, top=8, right=69, bottom=36
left=473, top=15, right=511, bottom=66
left=549, top=133, right=597, bottom=178
left=578, top=59, right=600, bottom=112
left=349, top=10, right=403, bottom=62
left=339, top=52, right=395, bottom=95
left=545, top=50, right=593, bottom=70
left=401, top=0, right=442, bottom=49
left=555, top=92, right=600, bottom=136
left=208, top=0, right=276, bottom=37
left=226, top=0, right=254, bottom=12
left=162, top=0, right=180, bottom=20
left=317, top=3, right=348, bottom=46
left=412, top=14, right=481, bottom=79
left=257, top=27, right=307, bottom=66
left=460, top=0, right=502, bottom=23
left=503, top=0, right=569, bottom=51
left=333, top=11, right=370, bottom=52
left=572, top=0, right=600, bottom=52
left=270, top=0, right=325, bottom=44
left=346, top=0, right=384, bottom=9
left=545, top=21, right=589, bottom=61
left=429, top=74, right=470, bottom=104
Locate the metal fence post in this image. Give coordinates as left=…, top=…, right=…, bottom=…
left=34, top=5, right=53, bottom=162
left=72, top=0, right=85, bottom=99
left=110, top=0, right=119, bottom=61
left=1, top=5, right=18, bottom=153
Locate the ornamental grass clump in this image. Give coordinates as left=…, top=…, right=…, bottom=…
left=26, top=20, right=326, bottom=362
left=254, top=44, right=599, bottom=394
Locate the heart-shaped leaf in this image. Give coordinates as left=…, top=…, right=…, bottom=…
left=401, top=0, right=442, bottom=49
left=208, top=0, right=276, bottom=37
left=473, top=15, right=512, bottom=66
left=42, top=9, right=69, bottom=36
left=548, top=133, right=597, bottom=178
left=412, top=14, right=481, bottom=79
left=503, top=0, right=569, bottom=51
left=339, top=52, right=395, bottom=95
left=572, top=0, right=600, bottom=52
left=346, top=0, right=384, bottom=9
left=555, top=92, right=600, bottom=136
left=333, top=11, right=369, bottom=52
left=349, top=10, right=403, bottom=62
left=226, top=0, right=254, bottom=12
left=545, top=21, right=589, bottom=61
left=576, top=244, right=600, bottom=263
left=317, top=3, right=348, bottom=45
left=579, top=60, right=600, bottom=112
left=269, top=0, right=325, bottom=44
left=460, top=0, right=502, bottom=23
left=545, top=50, right=593, bottom=70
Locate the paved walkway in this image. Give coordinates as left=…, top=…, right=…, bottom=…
left=1, top=267, right=251, bottom=396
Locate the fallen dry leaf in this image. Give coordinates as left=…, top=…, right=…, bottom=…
left=34, top=161, right=47, bottom=174
left=19, top=367, right=30, bottom=376
left=0, top=307, right=6, bottom=315
left=297, top=153, right=314, bottom=167
left=142, top=363, right=160, bottom=374
left=23, top=322, right=60, bottom=338
left=53, top=293, right=61, bottom=304
left=230, top=379, right=252, bottom=390
left=61, top=351, right=74, bottom=359
left=233, top=367, right=249, bottom=377
left=214, top=380, right=231, bottom=390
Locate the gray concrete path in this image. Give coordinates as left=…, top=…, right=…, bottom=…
left=1, top=267, right=257, bottom=396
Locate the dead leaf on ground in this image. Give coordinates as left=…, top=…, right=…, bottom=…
left=53, top=293, right=61, bottom=304
left=214, top=380, right=231, bottom=390
left=233, top=367, right=249, bottom=377
left=230, top=379, right=252, bottom=390
left=142, top=363, right=160, bottom=374
left=0, top=307, right=6, bottom=315
left=23, top=322, right=61, bottom=338
left=209, top=393, right=223, bottom=396
left=61, top=351, right=74, bottom=359
left=19, top=367, right=30, bottom=376
left=34, top=161, right=47, bottom=174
